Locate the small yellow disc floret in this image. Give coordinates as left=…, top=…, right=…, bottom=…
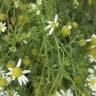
left=12, top=67, right=22, bottom=77
left=89, top=79, right=96, bottom=85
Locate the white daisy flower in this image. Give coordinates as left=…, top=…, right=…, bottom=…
left=45, top=14, right=59, bottom=35
left=88, top=55, right=96, bottom=63
left=6, top=59, right=31, bottom=86
left=86, top=66, right=96, bottom=95
left=86, top=34, right=96, bottom=46
left=86, top=74, right=96, bottom=92
left=0, top=68, right=12, bottom=87
left=0, top=22, right=7, bottom=33
left=55, top=89, right=73, bottom=96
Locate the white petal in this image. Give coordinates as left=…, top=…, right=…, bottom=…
left=6, top=72, right=12, bottom=76
left=68, top=25, right=72, bottom=30
left=12, top=77, right=16, bottom=80
left=66, top=89, right=73, bottom=96
left=54, top=14, right=58, bottom=22
left=3, top=23, right=6, bottom=26
left=90, top=85, right=96, bottom=92
left=48, top=28, right=54, bottom=35
left=89, top=57, right=94, bottom=63
left=18, top=77, right=22, bottom=85
left=60, top=89, right=65, bottom=95
left=21, top=75, right=28, bottom=82
left=45, top=25, right=51, bottom=30
left=55, top=92, right=61, bottom=96
left=94, top=65, right=96, bottom=70
left=47, top=20, right=52, bottom=24
left=21, top=77, right=27, bottom=85
left=17, top=58, right=21, bottom=67
left=8, top=68, right=12, bottom=71
left=92, top=34, right=96, bottom=38
left=22, top=70, right=31, bottom=74
left=86, top=39, right=92, bottom=42
left=88, top=68, right=94, bottom=74
left=2, top=27, right=7, bottom=32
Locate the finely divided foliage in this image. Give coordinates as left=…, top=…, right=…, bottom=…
left=0, top=0, right=96, bottom=96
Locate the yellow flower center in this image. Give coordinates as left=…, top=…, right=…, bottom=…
left=90, top=47, right=96, bottom=58
left=92, top=37, right=96, bottom=45
left=0, top=79, right=8, bottom=87
left=89, top=79, right=96, bottom=85
left=12, top=67, right=22, bottom=77
left=51, top=21, right=57, bottom=28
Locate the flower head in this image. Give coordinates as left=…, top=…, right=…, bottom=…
left=0, top=68, right=12, bottom=87
left=79, top=38, right=87, bottom=47
left=6, top=59, right=30, bottom=85
left=86, top=74, right=96, bottom=92
left=86, top=66, right=96, bottom=95
left=45, top=14, right=59, bottom=35
left=86, top=34, right=96, bottom=45
left=61, top=25, right=72, bottom=37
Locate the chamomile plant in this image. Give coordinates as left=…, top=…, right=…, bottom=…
left=6, top=59, right=30, bottom=86
left=0, top=0, right=96, bottom=96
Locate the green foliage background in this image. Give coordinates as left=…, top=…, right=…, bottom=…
left=0, top=0, right=96, bottom=96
